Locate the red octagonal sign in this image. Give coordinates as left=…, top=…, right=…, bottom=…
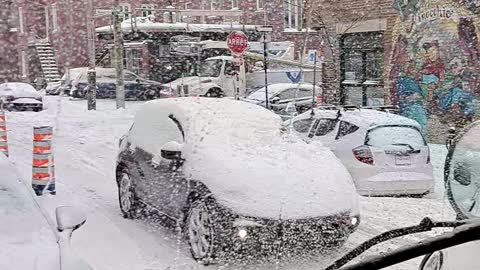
left=227, top=31, right=248, bottom=55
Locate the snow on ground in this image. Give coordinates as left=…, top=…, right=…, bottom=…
left=4, top=96, right=456, bottom=270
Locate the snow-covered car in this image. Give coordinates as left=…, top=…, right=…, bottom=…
left=288, top=108, right=434, bottom=196
left=242, top=83, right=320, bottom=116
left=0, top=154, right=93, bottom=270
left=45, top=81, right=62, bottom=95
left=115, top=97, right=360, bottom=264
left=70, top=67, right=167, bottom=100
left=0, top=82, right=43, bottom=111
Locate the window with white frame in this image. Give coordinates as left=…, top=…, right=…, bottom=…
left=210, top=0, right=219, bottom=10
left=52, top=4, right=58, bottom=31
left=118, top=3, right=131, bottom=21
left=256, top=0, right=264, bottom=10
left=231, top=0, right=238, bottom=9
left=284, top=0, right=303, bottom=30
left=140, top=4, right=154, bottom=17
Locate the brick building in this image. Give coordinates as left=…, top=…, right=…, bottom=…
left=3, top=0, right=321, bottom=84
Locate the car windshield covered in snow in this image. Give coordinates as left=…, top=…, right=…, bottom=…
left=5, top=0, right=480, bottom=269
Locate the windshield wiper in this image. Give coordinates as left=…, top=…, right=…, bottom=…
left=325, top=217, right=469, bottom=270
left=391, top=143, right=421, bottom=154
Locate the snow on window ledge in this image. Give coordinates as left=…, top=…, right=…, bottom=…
left=283, top=28, right=318, bottom=33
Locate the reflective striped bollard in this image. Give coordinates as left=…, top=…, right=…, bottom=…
left=0, top=111, right=8, bottom=157
left=32, top=126, right=55, bottom=196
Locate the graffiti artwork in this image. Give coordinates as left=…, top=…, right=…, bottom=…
left=389, top=0, right=480, bottom=132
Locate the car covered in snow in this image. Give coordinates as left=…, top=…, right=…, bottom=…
left=242, top=83, right=320, bottom=116
left=288, top=108, right=434, bottom=196
left=0, top=82, right=43, bottom=111
left=70, top=67, right=167, bottom=100
left=0, top=154, right=92, bottom=270
left=115, top=97, right=360, bottom=264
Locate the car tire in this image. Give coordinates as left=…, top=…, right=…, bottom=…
left=117, top=169, right=141, bottom=219
left=186, top=199, right=223, bottom=265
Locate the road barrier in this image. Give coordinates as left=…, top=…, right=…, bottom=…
left=32, top=126, right=55, bottom=196
left=0, top=111, right=8, bottom=157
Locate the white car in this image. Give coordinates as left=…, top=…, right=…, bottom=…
left=0, top=82, right=43, bottom=112
left=0, top=154, right=92, bottom=270
left=242, top=83, right=320, bottom=116
left=288, top=108, right=434, bottom=196
left=116, top=97, right=360, bottom=263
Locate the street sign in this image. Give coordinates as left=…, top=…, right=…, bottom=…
left=95, top=9, right=112, bottom=15
left=233, top=54, right=243, bottom=66
left=227, top=31, right=248, bottom=55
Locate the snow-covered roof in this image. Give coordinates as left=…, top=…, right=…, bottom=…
left=206, top=55, right=233, bottom=61
left=294, top=108, right=421, bottom=130
left=96, top=20, right=259, bottom=34
left=129, top=97, right=359, bottom=219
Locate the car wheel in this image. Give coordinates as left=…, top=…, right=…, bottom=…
left=186, top=199, right=219, bottom=264
left=419, top=251, right=444, bottom=270
left=117, top=170, right=140, bottom=219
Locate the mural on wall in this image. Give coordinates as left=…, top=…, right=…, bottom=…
left=389, top=0, right=480, bottom=132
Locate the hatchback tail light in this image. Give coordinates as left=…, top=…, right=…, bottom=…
left=427, top=148, right=431, bottom=164
left=352, top=145, right=374, bottom=165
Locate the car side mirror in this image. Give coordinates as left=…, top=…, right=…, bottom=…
left=56, top=206, right=87, bottom=232
left=136, top=78, right=141, bottom=84
left=161, top=141, right=184, bottom=160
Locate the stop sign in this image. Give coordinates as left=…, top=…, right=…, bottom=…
left=227, top=31, right=248, bottom=54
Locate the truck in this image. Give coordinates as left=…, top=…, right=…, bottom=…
left=162, top=54, right=322, bottom=98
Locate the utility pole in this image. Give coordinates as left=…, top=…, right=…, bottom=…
left=263, top=32, right=269, bottom=109
left=86, top=0, right=96, bottom=110
left=113, top=0, right=125, bottom=109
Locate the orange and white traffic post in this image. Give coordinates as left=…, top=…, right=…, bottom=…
left=0, top=111, right=8, bottom=157
left=32, top=126, right=55, bottom=196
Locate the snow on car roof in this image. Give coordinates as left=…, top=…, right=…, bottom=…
left=0, top=82, right=36, bottom=93
left=130, top=97, right=359, bottom=219
left=294, top=108, right=421, bottom=130
left=206, top=55, right=233, bottom=61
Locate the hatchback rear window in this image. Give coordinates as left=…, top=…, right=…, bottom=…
left=365, top=126, right=426, bottom=149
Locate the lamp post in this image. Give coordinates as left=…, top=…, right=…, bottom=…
left=257, top=26, right=273, bottom=109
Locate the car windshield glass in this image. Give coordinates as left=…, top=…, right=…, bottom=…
left=197, top=59, right=223, bottom=77
left=366, top=126, right=426, bottom=149
left=5, top=0, right=480, bottom=269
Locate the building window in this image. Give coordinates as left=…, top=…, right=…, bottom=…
left=18, top=7, right=24, bottom=33
left=256, top=0, right=264, bottom=10
left=140, top=4, right=154, bottom=17
left=284, top=0, right=303, bottom=30
left=210, top=0, right=219, bottom=10
left=231, top=0, right=238, bottom=9
left=119, top=4, right=131, bottom=21
left=340, top=31, right=384, bottom=106
left=185, top=2, right=192, bottom=9
left=52, top=4, right=58, bottom=31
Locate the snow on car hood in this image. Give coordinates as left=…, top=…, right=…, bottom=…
left=0, top=154, right=59, bottom=270
left=183, top=139, right=359, bottom=219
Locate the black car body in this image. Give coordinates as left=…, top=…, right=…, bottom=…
left=115, top=97, right=360, bottom=264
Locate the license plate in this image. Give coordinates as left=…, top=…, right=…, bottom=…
left=395, top=155, right=411, bottom=166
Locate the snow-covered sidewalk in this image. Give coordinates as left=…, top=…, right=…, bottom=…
left=4, top=96, right=456, bottom=270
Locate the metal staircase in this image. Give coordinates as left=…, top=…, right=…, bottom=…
left=35, top=41, right=61, bottom=82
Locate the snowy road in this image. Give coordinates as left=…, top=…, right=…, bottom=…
left=5, top=96, right=456, bottom=270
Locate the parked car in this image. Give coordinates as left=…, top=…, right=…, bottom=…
left=288, top=108, right=434, bottom=196
left=70, top=67, right=167, bottom=100
left=242, top=83, right=320, bottom=117
left=0, top=153, right=93, bottom=270
left=0, top=82, right=43, bottom=112
left=115, top=97, right=360, bottom=264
